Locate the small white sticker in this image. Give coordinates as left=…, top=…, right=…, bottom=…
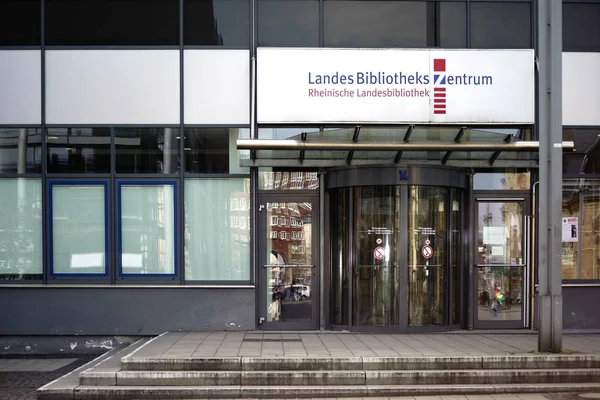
left=553, top=143, right=562, bottom=148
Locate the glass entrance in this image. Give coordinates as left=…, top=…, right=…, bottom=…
left=474, top=198, right=530, bottom=328
left=259, top=193, right=319, bottom=330
left=327, top=165, right=467, bottom=331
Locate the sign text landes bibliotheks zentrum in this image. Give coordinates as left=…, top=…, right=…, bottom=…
left=307, top=60, right=494, bottom=100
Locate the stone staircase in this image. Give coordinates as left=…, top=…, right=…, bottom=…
left=37, top=336, right=600, bottom=399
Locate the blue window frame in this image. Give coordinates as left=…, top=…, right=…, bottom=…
left=117, top=181, right=178, bottom=277
left=48, top=181, right=109, bottom=277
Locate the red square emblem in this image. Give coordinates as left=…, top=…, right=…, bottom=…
left=433, top=59, right=446, bottom=72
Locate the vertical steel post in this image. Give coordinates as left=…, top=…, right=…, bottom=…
left=537, top=0, right=563, bottom=352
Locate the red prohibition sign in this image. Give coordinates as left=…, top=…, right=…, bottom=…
left=374, top=246, right=386, bottom=260
left=421, top=245, right=433, bottom=259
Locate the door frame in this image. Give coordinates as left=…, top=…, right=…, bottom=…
left=257, top=191, right=320, bottom=330
left=472, top=192, right=531, bottom=329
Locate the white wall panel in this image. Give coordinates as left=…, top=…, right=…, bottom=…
left=563, top=53, right=600, bottom=126
left=184, top=50, right=250, bottom=125
left=46, top=50, right=180, bottom=125
left=0, top=51, right=41, bottom=125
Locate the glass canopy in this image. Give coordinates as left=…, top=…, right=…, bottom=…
left=238, top=125, right=574, bottom=168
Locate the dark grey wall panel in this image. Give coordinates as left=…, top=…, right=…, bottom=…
left=562, top=286, right=600, bottom=330
left=0, top=288, right=255, bottom=335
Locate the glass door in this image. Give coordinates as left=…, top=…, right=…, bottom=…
left=474, top=197, right=530, bottom=329
left=258, top=193, right=319, bottom=330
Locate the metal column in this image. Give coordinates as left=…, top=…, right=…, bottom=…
left=537, top=0, right=563, bottom=352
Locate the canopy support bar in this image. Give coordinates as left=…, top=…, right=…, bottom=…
left=346, top=126, right=361, bottom=165
left=238, top=139, right=575, bottom=152
left=394, top=125, right=415, bottom=163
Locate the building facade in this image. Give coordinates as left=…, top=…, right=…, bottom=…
left=0, top=0, right=599, bottom=341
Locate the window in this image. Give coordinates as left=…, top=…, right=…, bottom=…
left=563, top=2, right=600, bottom=52
left=258, top=0, right=319, bottom=47
left=439, top=1, right=466, bottom=48
left=563, top=129, right=600, bottom=175
left=0, top=0, right=40, bottom=46
left=184, top=178, right=250, bottom=281
left=259, top=170, right=320, bottom=190
left=471, top=2, right=532, bottom=49
left=0, top=128, right=42, bottom=173
left=119, top=182, right=177, bottom=276
left=473, top=171, right=531, bottom=191
left=184, top=0, right=250, bottom=46
left=324, top=1, right=427, bottom=48
left=45, top=0, right=179, bottom=46
left=184, top=128, right=249, bottom=174
left=562, top=180, right=600, bottom=280
left=115, top=128, right=180, bottom=174
left=0, top=179, right=42, bottom=280
left=50, top=182, right=108, bottom=276
left=47, top=128, right=110, bottom=174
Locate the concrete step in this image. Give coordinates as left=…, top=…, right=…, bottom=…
left=79, top=368, right=600, bottom=387
left=50, top=382, right=600, bottom=399
left=120, top=354, right=600, bottom=371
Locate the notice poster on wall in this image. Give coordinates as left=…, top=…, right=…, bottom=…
left=562, top=217, right=578, bottom=242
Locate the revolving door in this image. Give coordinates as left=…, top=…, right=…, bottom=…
left=327, top=166, right=467, bottom=330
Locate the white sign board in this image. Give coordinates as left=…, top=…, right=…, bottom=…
left=562, top=217, right=578, bottom=243
left=257, top=48, right=535, bottom=124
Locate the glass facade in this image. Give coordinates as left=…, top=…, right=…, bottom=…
left=119, top=183, right=176, bottom=276
left=0, top=128, right=42, bottom=174
left=562, top=129, right=600, bottom=281
left=329, top=183, right=464, bottom=328
left=0, top=179, right=43, bottom=280
left=184, top=178, right=250, bottom=280
left=0, top=0, right=597, bottom=335
left=50, top=183, right=107, bottom=275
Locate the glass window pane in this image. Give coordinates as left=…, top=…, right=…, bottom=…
left=47, top=128, right=110, bottom=174
left=258, top=170, right=319, bottom=190
left=45, top=0, right=179, bottom=46
left=580, top=185, right=600, bottom=280
left=408, top=186, right=448, bottom=326
left=0, top=128, right=42, bottom=174
left=184, top=178, right=250, bottom=280
left=451, top=188, right=462, bottom=325
left=439, top=1, right=466, bottom=48
left=0, top=0, right=40, bottom=46
left=258, top=0, right=319, bottom=47
left=353, top=186, right=401, bottom=326
left=324, top=1, right=427, bottom=48
left=116, top=128, right=180, bottom=174
left=184, top=0, right=250, bottom=46
left=562, top=185, right=580, bottom=280
left=471, top=2, right=531, bottom=49
left=473, top=171, right=531, bottom=190
left=0, top=179, right=42, bottom=280
left=476, top=266, right=523, bottom=321
left=563, top=180, right=600, bottom=281
left=185, top=128, right=243, bottom=174
left=563, top=129, right=600, bottom=175
left=51, top=184, right=107, bottom=275
left=477, top=202, right=523, bottom=265
left=120, top=184, right=176, bottom=275
left=563, top=3, right=600, bottom=52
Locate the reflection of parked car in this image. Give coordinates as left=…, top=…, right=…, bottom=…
left=293, top=284, right=310, bottom=300
left=283, top=285, right=311, bottom=301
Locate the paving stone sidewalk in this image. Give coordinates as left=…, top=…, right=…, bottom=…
left=134, top=332, right=600, bottom=358
left=0, top=354, right=98, bottom=400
